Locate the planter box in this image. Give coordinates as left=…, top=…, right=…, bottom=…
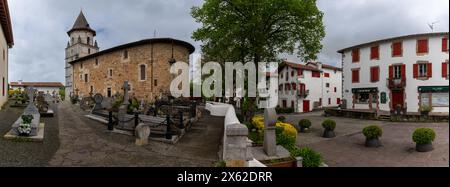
left=262, top=158, right=297, bottom=167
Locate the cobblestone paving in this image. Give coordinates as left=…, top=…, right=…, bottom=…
left=285, top=112, right=449, bottom=167
left=49, top=102, right=223, bottom=167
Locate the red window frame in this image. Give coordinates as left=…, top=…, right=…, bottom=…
left=352, top=69, right=360, bottom=83
left=324, top=73, right=330, bottom=78
left=312, top=71, right=321, bottom=78
left=352, top=49, right=360, bottom=63
left=443, top=38, right=449, bottom=52
left=417, top=39, right=429, bottom=54
left=370, top=66, right=380, bottom=82
left=370, top=45, right=379, bottom=60
left=392, top=41, right=402, bottom=57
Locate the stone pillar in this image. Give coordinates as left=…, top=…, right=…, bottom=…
left=224, top=123, right=249, bottom=167
left=263, top=108, right=277, bottom=157
left=296, top=157, right=303, bottom=167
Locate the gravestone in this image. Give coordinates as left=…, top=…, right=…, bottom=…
left=11, top=87, right=41, bottom=136
left=263, top=108, right=277, bottom=157
left=36, top=92, right=49, bottom=113
left=91, top=93, right=104, bottom=112
left=118, top=81, right=133, bottom=130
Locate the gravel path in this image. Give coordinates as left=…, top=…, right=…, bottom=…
left=0, top=101, right=60, bottom=167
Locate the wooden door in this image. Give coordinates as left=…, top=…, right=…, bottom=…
left=303, top=100, right=310, bottom=112
left=392, top=91, right=404, bottom=109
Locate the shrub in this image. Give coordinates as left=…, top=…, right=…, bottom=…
left=298, top=119, right=312, bottom=128
left=322, top=119, right=336, bottom=131
left=276, top=107, right=294, bottom=114
left=215, top=161, right=227, bottom=167
left=276, top=127, right=296, bottom=149
left=362, top=125, right=383, bottom=139
left=277, top=116, right=286, bottom=122
left=412, top=128, right=436, bottom=144
left=291, top=147, right=323, bottom=167
left=251, top=115, right=298, bottom=139
left=419, top=105, right=433, bottom=113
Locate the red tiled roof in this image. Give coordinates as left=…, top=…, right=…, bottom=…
left=307, top=62, right=342, bottom=71
left=280, top=61, right=320, bottom=72
left=10, top=82, right=64, bottom=88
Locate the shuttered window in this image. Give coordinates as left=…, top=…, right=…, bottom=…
left=442, top=62, right=449, bottom=78
left=324, top=73, right=330, bottom=78
left=414, top=62, right=432, bottom=78
left=352, top=69, right=359, bottom=83
left=392, top=42, right=402, bottom=57
left=443, top=38, right=449, bottom=52
left=352, top=49, right=360, bottom=63
left=417, top=39, right=429, bottom=54
left=312, top=71, right=321, bottom=78
left=370, top=66, right=380, bottom=82
left=370, top=45, right=379, bottom=60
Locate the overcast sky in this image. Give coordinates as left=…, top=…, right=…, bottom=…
left=8, top=0, right=449, bottom=83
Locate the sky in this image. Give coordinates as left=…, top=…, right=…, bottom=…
left=7, top=0, right=449, bottom=84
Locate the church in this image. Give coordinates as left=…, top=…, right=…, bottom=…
left=65, top=11, right=195, bottom=101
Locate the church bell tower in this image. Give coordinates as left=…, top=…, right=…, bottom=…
left=65, top=10, right=99, bottom=100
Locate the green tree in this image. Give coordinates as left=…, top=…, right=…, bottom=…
left=192, top=0, right=325, bottom=120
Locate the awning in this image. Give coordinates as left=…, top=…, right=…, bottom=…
left=418, top=86, right=449, bottom=93
left=352, top=87, right=378, bottom=93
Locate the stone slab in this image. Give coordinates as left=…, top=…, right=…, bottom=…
left=85, top=114, right=108, bottom=124
left=4, top=123, right=45, bottom=142
left=250, top=145, right=291, bottom=161
left=109, top=128, right=184, bottom=144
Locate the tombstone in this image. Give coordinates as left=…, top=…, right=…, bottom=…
left=91, top=93, right=104, bottom=112
left=11, top=87, right=41, bottom=136
left=263, top=108, right=277, bottom=157
left=135, top=123, right=151, bottom=146
left=36, top=92, right=49, bottom=113
left=118, top=81, right=133, bottom=129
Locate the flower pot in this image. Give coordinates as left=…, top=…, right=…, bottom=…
left=299, top=126, right=307, bottom=133
left=322, top=129, right=335, bottom=138
left=416, top=142, right=433, bottom=152
left=365, top=138, right=381, bottom=147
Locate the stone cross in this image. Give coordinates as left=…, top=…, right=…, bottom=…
left=263, top=108, right=277, bottom=157
left=27, top=87, right=35, bottom=104
left=123, top=81, right=130, bottom=105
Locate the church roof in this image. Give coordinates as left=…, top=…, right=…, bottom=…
left=67, top=11, right=96, bottom=36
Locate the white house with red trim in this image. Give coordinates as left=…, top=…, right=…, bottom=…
left=338, top=32, right=449, bottom=114
left=278, top=61, right=342, bottom=113
left=0, top=0, right=13, bottom=109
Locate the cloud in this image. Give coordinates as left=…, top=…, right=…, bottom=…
left=7, top=0, right=449, bottom=83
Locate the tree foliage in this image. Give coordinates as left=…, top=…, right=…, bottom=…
left=191, top=0, right=325, bottom=63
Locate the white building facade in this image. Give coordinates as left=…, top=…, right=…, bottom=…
left=278, top=61, right=342, bottom=113
left=0, top=0, right=13, bottom=108
left=339, top=32, right=449, bottom=114
left=10, top=82, right=64, bottom=95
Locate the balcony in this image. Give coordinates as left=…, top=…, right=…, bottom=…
left=298, top=90, right=309, bottom=98
left=387, top=78, right=406, bottom=89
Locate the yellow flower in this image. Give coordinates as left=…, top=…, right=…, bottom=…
left=251, top=116, right=297, bottom=139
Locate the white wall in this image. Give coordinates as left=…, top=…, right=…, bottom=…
left=0, top=24, right=8, bottom=108
left=342, top=34, right=449, bottom=113
left=11, top=86, right=60, bottom=96
left=278, top=65, right=342, bottom=113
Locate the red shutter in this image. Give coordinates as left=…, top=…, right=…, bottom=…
left=375, top=67, right=380, bottom=81
left=401, top=64, right=406, bottom=79
left=352, top=49, right=359, bottom=63
left=337, top=98, right=341, bottom=105
left=413, top=64, right=419, bottom=78
left=389, top=65, right=393, bottom=79
left=442, top=62, right=448, bottom=78
left=442, top=38, right=448, bottom=52
left=371, top=46, right=379, bottom=59
left=392, top=42, right=402, bottom=56
left=427, top=63, right=432, bottom=77
left=292, top=83, right=296, bottom=90
left=417, top=39, right=428, bottom=53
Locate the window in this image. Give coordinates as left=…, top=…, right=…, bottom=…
left=417, top=39, right=429, bottom=54
left=421, top=93, right=449, bottom=107
left=297, top=69, right=303, bottom=76
left=291, top=70, right=295, bottom=77
left=80, top=74, right=83, bottom=80
left=413, top=62, right=432, bottom=78
left=312, top=71, right=321, bottom=78
left=95, top=58, right=99, bottom=66
left=442, top=61, right=449, bottom=79
left=2, top=77, right=4, bottom=96
left=291, top=101, right=295, bottom=108
left=418, top=64, right=428, bottom=77
left=392, top=41, right=402, bottom=57
left=140, top=64, right=146, bottom=81
left=108, top=69, right=113, bottom=77
left=279, top=84, right=283, bottom=91
left=88, top=48, right=91, bottom=54
left=443, top=38, right=449, bottom=52
left=3, top=49, right=5, bottom=61
left=285, top=71, right=289, bottom=81
left=352, top=69, right=360, bottom=83
left=370, top=66, right=380, bottom=82
left=352, top=49, right=360, bottom=63
left=80, top=62, right=83, bottom=69
left=154, top=79, right=158, bottom=87
left=291, top=83, right=297, bottom=90
left=334, top=87, right=337, bottom=93
left=87, top=37, right=90, bottom=45
left=107, top=88, right=112, bottom=97
left=324, top=73, right=330, bottom=78
left=393, top=65, right=402, bottom=79
left=355, top=93, right=378, bottom=104
left=337, top=98, right=341, bottom=105
left=123, top=50, right=129, bottom=59
left=84, top=74, right=89, bottom=83
left=90, top=86, right=93, bottom=93
left=326, top=83, right=330, bottom=88
left=370, top=45, right=379, bottom=60
left=319, top=98, right=322, bottom=106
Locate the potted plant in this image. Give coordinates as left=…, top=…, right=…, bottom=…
left=419, top=104, right=433, bottom=118
left=322, top=119, right=336, bottom=138
left=412, top=128, right=436, bottom=152
left=324, top=108, right=331, bottom=117
left=362, top=125, right=383, bottom=147
left=18, top=115, right=34, bottom=136
left=297, top=119, right=312, bottom=133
